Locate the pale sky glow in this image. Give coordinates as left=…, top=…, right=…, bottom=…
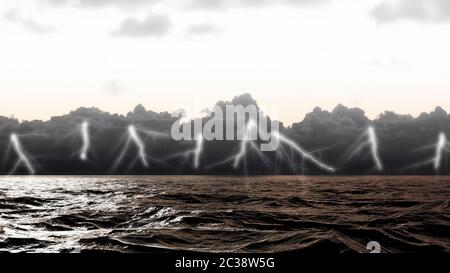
left=1, top=0, right=450, bottom=125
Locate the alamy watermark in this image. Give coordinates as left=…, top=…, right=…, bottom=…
left=366, top=241, right=381, bottom=253
left=171, top=104, right=280, bottom=152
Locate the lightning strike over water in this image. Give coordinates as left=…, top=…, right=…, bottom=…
left=9, top=134, right=35, bottom=175
left=213, top=119, right=335, bottom=173
left=193, top=134, right=204, bottom=169
left=346, top=126, right=383, bottom=171
left=111, top=125, right=149, bottom=171
left=163, top=133, right=205, bottom=169
left=128, top=125, right=149, bottom=167
left=233, top=120, right=256, bottom=168
left=433, top=133, right=448, bottom=170
left=273, top=132, right=336, bottom=173
left=79, top=121, right=90, bottom=161
left=207, top=120, right=272, bottom=171
left=367, top=126, right=383, bottom=171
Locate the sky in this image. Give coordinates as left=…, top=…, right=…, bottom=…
left=1, top=0, right=450, bottom=125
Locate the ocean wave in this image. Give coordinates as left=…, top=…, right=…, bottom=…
left=0, top=175, right=449, bottom=253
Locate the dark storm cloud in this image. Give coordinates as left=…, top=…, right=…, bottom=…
left=2, top=9, right=54, bottom=34
left=111, top=14, right=172, bottom=37
left=1, top=94, right=450, bottom=175
left=370, top=0, right=450, bottom=23
left=290, top=104, right=450, bottom=174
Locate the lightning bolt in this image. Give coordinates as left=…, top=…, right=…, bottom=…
left=112, top=125, right=149, bottom=171
left=210, top=119, right=335, bottom=173
left=233, top=120, right=256, bottom=168
left=434, top=132, right=448, bottom=170
left=345, top=126, right=383, bottom=171
left=273, top=132, right=336, bottom=173
left=164, top=133, right=204, bottom=169
left=367, top=126, right=383, bottom=171
left=128, top=125, right=149, bottom=167
left=9, top=134, right=35, bottom=175
left=193, top=134, right=204, bottom=169
left=79, top=121, right=90, bottom=161
left=402, top=132, right=450, bottom=172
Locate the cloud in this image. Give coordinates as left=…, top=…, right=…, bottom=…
left=2, top=94, right=450, bottom=174
left=189, top=0, right=228, bottom=10
left=188, top=0, right=330, bottom=11
left=111, top=14, right=172, bottom=37
left=103, top=80, right=126, bottom=95
left=44, top=0, right=329, bottom=10
left=370, top=0, right=450, bottom=23
left=240, top=0, right=272, bottom=8
left=285, top=0, right=330, bottom=7
left=186, top=23, right=221, bottom=35
left=45, top=0, right=160, bottom=9
left=2, top=9, right=54, bottom=34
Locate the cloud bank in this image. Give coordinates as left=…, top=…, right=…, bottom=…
left=1, top=94, right=450, bottom=175
left=186, top=23, right=221, bottom=35
left=188, top=0, right=330, bottom=11
left=370, top=0, right=450, bottom=23
left=111, top=14, right=172, bottom=37
left=2, top=9, right=54, bottom=34
left=45, top=0, right=160, bottom=9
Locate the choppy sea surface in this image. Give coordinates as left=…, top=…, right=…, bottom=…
left=0, top=176, right=448, bottom=253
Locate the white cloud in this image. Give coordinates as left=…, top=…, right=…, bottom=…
left=2, top=8, right=54, bottom=33
left=370, top=0, right=450, bottom=23
left=103, top=80, right=127, bottom=95
left=188, top=0, right=330, bottom=11
left=45, top=0, right=160, bottom=9
left=111, top=14, right=172, bottom=37
left=186, top=23, right=221, bottom=35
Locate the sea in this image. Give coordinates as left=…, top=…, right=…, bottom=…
left=0, top=176, right=448, bottom=253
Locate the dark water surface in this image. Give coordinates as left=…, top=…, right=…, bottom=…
left=0, top=176, right=448, bottom=253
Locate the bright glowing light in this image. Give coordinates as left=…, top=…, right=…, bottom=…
left=193, top=133, right=204, bottom=169
left=367, top=126, right=383, bottom=171
left=9, top=133, right=35, bottom=174
left=273, top=132, right=336, bottom=173
left=434, top=133, right=448, bottom=170
left=163, top=133, right=205, bottom=169
left=403, top=132, right=450, bottom=171
left=206, top=119, right=272, bottom=171
left=128, top=125, right=148, bottom=167
left=346, top=126, right=383, bottom=171
left=211, top=119, right=335, bottom=173
left=137, top=128, right=170, bottom=139
left=233, top=120, right=256, bottom=168
left=79, top=121, right=89, bottom=161
left=111, top=125, right=171, bottom=172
